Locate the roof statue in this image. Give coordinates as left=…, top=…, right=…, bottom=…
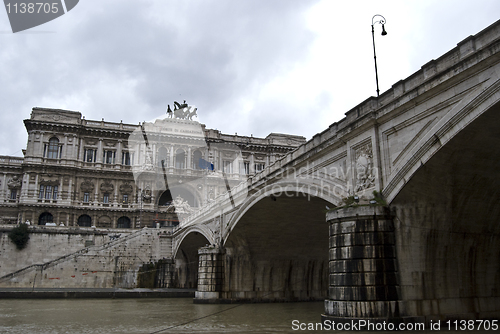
left=166, top=100, right=197, bottom=120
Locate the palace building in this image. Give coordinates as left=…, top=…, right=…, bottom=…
left=0, top=107, right=305, bottom=228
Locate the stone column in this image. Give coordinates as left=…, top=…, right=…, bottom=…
left=323, top=205, right=402, bottom=324
left=249, top=153, right=255, bottom=174
left=97, top=138, right=103, bottom=164
left=117, top=140, right=122, bottom=167
left=169, top=146, right=174, bottom=168
left=78, top=138, right=84, bottom=163
left=194, top=247, right=225, bottom=303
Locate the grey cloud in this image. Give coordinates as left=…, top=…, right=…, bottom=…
left=0, top=0, right=319, bottom=155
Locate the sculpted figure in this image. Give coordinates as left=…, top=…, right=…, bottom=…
left=187, top=108, right=197, bottom=120
left=167, top=105, right=173, bottom=118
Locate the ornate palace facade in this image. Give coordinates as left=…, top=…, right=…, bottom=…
left=0, top=107, right=305, bottom=228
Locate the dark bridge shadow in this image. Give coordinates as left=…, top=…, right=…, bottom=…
left=391, top=100, right=500, bottom=318
left=222, top=192, right=333, bottom=302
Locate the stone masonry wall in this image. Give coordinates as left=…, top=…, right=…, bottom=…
left=0, top=226, right=173, bottom=289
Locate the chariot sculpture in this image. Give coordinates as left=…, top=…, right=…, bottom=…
left=166, top=100, right=197, bottom=120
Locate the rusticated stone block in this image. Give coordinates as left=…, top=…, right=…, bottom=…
left=329, top=231, right=395, bottom=247
left=329, top=285, right=400, bottom=301
left=329, top=245, right=396, bottom=260
left=329, top=272, right=398, bottom=286
left=329, top=258, right=397, bottom=273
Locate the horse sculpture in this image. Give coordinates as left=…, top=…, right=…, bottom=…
left=187, top=108, right=197, bottom=120
left=166, top=100, right=198, bottom=120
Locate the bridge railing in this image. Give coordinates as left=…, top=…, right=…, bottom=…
left=173, top=177, right=252, bottom=232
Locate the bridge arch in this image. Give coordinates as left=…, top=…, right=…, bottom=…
left=388, top=97, right=500, bottom=313
left=172, top=225, right=214, bottom=289
left=224, top=178, right=344, bottom=242
left=220, top=178, right=339, bottom=301
left=384, top=73, right=500, bottom=203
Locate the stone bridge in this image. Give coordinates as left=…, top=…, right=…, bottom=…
left=171, top=20, right=500, bottom=322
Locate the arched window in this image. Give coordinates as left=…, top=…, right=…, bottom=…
left=158, top=147, right=169, bottom=167
left=158, top=189, right=173, bottom=206
left=175, top=149, right=185, bottom=169
left=117, top=216, right=131, bottom=228
left=47, top=137, right=60, bottom=159
left=38, top=212, right=53, bottom=225
left=193, top=150, right=202, bottom=169
left=77, top=214, right=92, bottom=227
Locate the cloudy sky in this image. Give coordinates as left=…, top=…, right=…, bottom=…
left=0, top=0, right=499, bottom=157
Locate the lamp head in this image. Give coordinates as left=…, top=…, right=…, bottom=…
left=381, top=24, right=387, bottom=36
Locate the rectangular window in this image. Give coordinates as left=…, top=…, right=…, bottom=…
left=122, top=152, right=131, bottom=165
left=83, top=192, right=90, bottom=203
left=122, top=194, right=128, bottom=204
left=255, top=163, right=265, bottom=172
left=52, top=186, right=58, bottom=200
left=84, top=149, right=96, bottom=162
left=39, top=185, right=44, bottom=199
left=103, top=193, right=109, bottom=204
left=104, top=150, right=115, bottom=164
left=10, top=189, right=17, bottom=200
left=223, top=160, right=233, bottom=174
left=244, top=162, right=250, bottom=175
left=45, top=186, right=52, bottom=200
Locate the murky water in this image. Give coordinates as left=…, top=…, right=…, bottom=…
left=0, top=298, right=494, bottom=333
left=0, top=298, right=323, bottom=334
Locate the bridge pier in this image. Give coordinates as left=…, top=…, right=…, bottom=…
left=194, top=246, right=225, bottom=303
left=322, top=205, right=409, bottom=324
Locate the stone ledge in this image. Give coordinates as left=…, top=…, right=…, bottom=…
left=327, top=205, right=393, bottom=222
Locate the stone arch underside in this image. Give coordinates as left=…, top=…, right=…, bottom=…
left=174, top=230, right=211, bottom=289
left=222, top=191, right=334, bottom=301
left=390, top=100, right=500, bottom=318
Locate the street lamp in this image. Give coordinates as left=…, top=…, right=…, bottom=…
left=371, top=14, right=387, bottom=97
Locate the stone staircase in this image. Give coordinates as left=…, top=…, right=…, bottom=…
left=0, top=228, right=171, bottom=288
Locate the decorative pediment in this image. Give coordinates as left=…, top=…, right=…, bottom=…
left=255, top=155, right=265, bottom=161
left=81, top=180, right=94, bottom=192
left=85, top=138, right=98, bottom=146
left=105, top=141, right=116, bottom=147
left=119, top=182, right=133, bottom=194
left=100, top=180, right=114, bottom=193
left=40, top=178, right=60, bottom=186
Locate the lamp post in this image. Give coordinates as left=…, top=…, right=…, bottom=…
left=371, top=14, right=387, bottom=97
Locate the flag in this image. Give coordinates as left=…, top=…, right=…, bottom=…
left=199, top=158, right=214, bottom=170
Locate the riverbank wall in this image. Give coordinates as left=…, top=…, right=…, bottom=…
left=0, top=225, right=174, bottom=289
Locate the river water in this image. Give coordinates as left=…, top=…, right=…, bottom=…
left=0, top=298, right=325, bottom=334
left=0, top=298, right=493, bottom=333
